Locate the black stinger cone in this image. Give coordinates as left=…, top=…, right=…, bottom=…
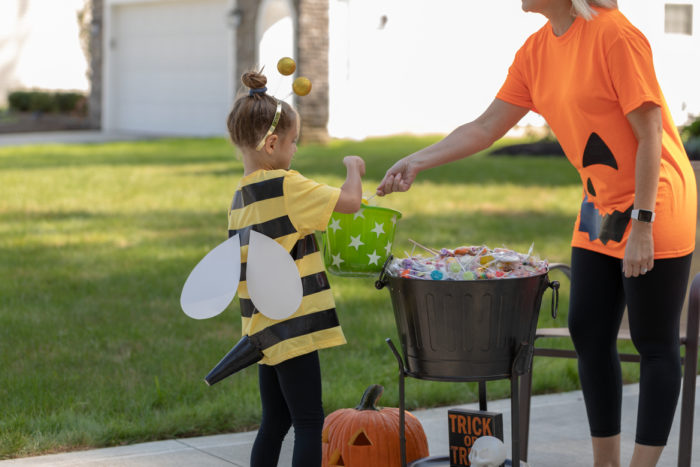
left=204, top=336, right=263, bottom=386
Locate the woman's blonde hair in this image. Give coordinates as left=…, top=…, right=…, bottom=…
left=571, top=0, right=618, bottom=21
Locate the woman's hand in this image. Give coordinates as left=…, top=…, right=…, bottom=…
left=375, top=99, right=529, bottom=197
left=376, top=157, right=418, bottom=196
left=623, top=221, right=654, bottom=277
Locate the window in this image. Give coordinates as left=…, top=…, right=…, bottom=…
left=665, top=4, right=693, bottom=35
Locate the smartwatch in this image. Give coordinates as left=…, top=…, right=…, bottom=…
left=631, top=209, right=655, bottom=223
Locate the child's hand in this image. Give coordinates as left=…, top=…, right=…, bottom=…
left=343, top=155, right=366, bottom=177
left=335, top=156, right=366, bottom=213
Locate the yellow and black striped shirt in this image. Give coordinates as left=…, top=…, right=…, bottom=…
left=228, top=169, right=345, bottom=365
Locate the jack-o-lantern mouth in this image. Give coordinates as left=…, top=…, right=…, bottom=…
left=582, top=131, right=619, bottom=201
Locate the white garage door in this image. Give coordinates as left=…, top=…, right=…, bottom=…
left=110, top=0, right=232, bottom=136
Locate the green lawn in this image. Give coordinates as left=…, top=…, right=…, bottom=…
left=0, top=135, right=641, bottom=458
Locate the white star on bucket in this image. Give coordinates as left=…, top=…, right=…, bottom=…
left=328, top=218, right=342, bottom=232
left=384, top=241, right=392, bottom=255
left=348, top=235, right=364, bottom=250
left=391, top=215, right=397, bottom=225
left=353, top=208, right=365, bottom=220
left=371, top=222, right=385, bottom=237
left=331, top=253, right=344, bottom=267
left=367, top=250, right=381, bottom=265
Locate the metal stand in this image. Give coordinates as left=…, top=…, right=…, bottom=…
left=387, top=338, right=534, bottom=467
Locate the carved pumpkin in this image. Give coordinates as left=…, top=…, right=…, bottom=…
left=322, top=384, right=429, bottom=467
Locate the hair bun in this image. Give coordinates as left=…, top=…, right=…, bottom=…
left=242, top=71, right=267, bottom=90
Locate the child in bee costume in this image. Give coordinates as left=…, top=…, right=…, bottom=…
left=211, top=69, right=364, bottom=467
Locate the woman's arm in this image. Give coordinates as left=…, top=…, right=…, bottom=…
left=623, top=102, right=662, bottom=278
left=376, top=99, right=529, bottom=195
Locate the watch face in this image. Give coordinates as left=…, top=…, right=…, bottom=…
left=636, top=210, right=653, bottom=222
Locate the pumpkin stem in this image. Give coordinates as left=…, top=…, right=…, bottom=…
left=355, top=384, right=383, bottom=411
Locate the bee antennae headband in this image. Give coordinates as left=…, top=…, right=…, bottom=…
left=255, top=100, right=282, bottom=151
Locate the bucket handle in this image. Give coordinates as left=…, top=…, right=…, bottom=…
left=547, top=279, right=560, bottom=319
left=547, top=263, right=571, bottom=320
left=375, top=255, right=394, bottom=290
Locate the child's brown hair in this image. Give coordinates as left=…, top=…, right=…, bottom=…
left=227, top=70, right=296, bottom=149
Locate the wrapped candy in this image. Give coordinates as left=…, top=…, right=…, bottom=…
left=387, top=243, right=548, bottom=281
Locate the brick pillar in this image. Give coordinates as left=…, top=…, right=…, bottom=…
left=235, top=0, right=259, bottom=84
left=87, top=0, right=103, bottom=129
left=295, top=0, right=329, bottom=144
left=234, top=0, right=329, bottom=144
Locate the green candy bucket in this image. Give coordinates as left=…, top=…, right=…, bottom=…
left=322, top=204, right=402, bottom=277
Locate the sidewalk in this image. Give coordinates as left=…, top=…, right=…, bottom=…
left=2, top=377, right=698, bottom=466
left=0, top=130, right=181, bottom=147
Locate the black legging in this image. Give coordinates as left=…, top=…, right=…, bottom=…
left=568, top=247, right=692, bottom=446
left=250, top=351, right=324, bottom=467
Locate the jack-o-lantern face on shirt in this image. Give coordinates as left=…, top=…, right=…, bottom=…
left=577, top=132, right=633, bottom=245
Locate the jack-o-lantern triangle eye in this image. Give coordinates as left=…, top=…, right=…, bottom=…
left=582, top=132, right=618, bottom=169
left=349, top=428, right=373, bottom=446
left=329, top=450, right=345, bottom=465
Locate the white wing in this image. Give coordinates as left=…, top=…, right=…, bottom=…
left=180, top=235, right=241, bottom=319
left=247, top=230, right=303, bottom=320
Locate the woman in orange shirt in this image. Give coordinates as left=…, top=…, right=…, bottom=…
left=377, top=1, right=695, bottom=466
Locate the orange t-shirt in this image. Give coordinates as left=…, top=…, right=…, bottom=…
left=497, top=7, right=696, bottom=259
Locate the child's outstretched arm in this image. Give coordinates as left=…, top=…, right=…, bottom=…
left=334, top=155, right=365, bottom=213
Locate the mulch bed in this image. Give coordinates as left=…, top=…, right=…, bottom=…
left=492, top=139, right=700, bottom=160
left=490, top=140, right=565, bottom=157
left=0, top=112, right=92, bottom=134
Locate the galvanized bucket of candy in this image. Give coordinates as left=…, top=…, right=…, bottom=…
left=322, top=204, right=402, bottom=277
left=376, top=245, right=560, bottom=467
left=375, top=246, right=560, bottom=381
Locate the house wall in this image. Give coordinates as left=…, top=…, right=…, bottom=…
left=0, top=0, right=89, bottom=106
left=621, top=0, right=700, bottom=127
left=327, top=0, right=700, bottom=139
left=2, top=0, right=698, bottom=137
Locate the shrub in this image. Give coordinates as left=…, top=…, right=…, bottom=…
left=7, top=91, right=31, bottom=112
left=28, top=92, right=55, bottom=113
left=7, top=90, right=87, bottom=115
left=681, top=116, right=700, bottom=141
left=54, top=92, right=85, bottom=113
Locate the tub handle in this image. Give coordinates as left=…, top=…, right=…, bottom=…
left=548, top=279, right=560, bottom=319
left=375, top=255, right=393, bottom=290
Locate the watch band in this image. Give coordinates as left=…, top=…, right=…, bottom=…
left=631, top=209, right=655, bottom=223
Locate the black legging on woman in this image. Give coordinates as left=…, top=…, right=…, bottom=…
left=568, top=247, right=692, bottom=446
left=250, top=351, right=324, bottom=467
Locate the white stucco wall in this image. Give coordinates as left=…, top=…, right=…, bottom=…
left=621, top=0, right=700, bottom=127
left=1, top=0, right=698, bottom=136
left=328, top=0, right=700, bottom=139
left=0, top=0, right=89, bottom=106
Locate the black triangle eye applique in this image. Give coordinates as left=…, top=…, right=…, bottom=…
left=582, top=132, right=618, bottom=170
left=577, top=132, right=632, bottom=244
